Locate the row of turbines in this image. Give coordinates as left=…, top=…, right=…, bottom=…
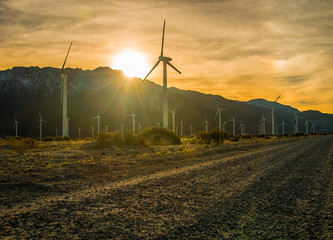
left=12, top=101, right=319, bottom=139
left=11, top=20, right=319, bottom=139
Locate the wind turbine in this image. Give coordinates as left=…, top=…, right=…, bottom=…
left=169, top=105, right=178, bottom=132
left=189, top=124, right=193, bottom=136
left=61, top=41, right=73, bottom=137
left=92, top=108, right=101, bottom=134
left=214, top=103, right=227, bottom=130
left=228, top=114, right=236, bottom=135
left=259, top=113, right=268, bottom=135
left=178, top=120, right=184, bottom=136
left=292, top=113, right=299, bottom=133
left=129, top=113, right=136, bottom=134
left=14, top=116, right=19, bottom=137
left=120, top=124, right=124, bottom=139
left=279, top=119, right=287, bottom=135
left=138, top=121, right=141, bottom=134
left=143, top=20, right=181, bottom=129
left=239, top=121, right=246, bottom=135
left=271, top=95, right=281, bottom=135
left=304, top=120, right=309, bottom=134
left=39, top=112, right=46, bottom=139
left=91, top=126, right=94, bottom=138
left=312, top=122, right=318, bottom=134
left=202, top=116, right=210, bottom=133
left=78, top=127, right=81, bottom=139
left=222, top=121, right=227, bottom=132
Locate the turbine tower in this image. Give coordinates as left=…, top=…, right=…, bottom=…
left=202, top=116, right=209, bottom=133
left=240, top=121, right=246, bottom=135
left=129, top=113, right=136, bottom=134
left=271, top=95, right=281, bottom=135
left=178, top=120, right=184, bottom=136
left=93, top=108, right=101, bottom=134
left=61, top=41, right=73, bottom=137
left=189, top=124, right=193, bottom=136
left=292, top=113, right=299, bottom=133
left=143, top=20, right=181, bottom=129
left=214, top=104, right=227, bottom=130
left=259, top=113, right=268, bottom=135
left=304, top=120, right=309, bottom=134
left=39, top=112, right=46, bottom=139
left=280, top=119, right=287, bottom=135
left=169, top=105, right=178, bottom=132
left=229, top=114, right=236, bottom=135
left=14, top=116, right=19, bottom=137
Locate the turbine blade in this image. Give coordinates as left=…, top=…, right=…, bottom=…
left=62, top=41, right=73, bottom=72
left=275, top=94, right=281, bottom=103
left=143, top=60, right=160, bottom=80
left=167, top=62, right=181, bottom=74
left=161, top=20, right=165, bottom=56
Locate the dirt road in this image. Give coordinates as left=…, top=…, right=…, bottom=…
left=1, top=136, right=332, bottom=239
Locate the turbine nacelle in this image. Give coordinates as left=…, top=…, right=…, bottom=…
left=159, top=56, right=172, bottom=62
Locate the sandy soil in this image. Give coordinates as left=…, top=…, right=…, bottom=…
left=0, top=136, right=332, bottom=239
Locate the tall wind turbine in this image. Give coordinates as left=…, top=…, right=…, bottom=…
left=14, top=116, right=19, bottom=137
left=214, top=104, right=227, bottom=130
left=39, top=112, right=46, bottom=139
left=143, top=20, right=181, bottom=129
left=92, top=108, right=101, bottom=134
left=61, top=41, right=73, bottom=137
left=169, top=105, right=178, bottom=132
left=271, top=95, right=281, bottom=135
left=129, top=113, right=136, bottom=134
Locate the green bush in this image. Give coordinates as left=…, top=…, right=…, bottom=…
left=140, top=127, right=181, bottom=145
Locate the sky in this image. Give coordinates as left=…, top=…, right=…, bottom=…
left=0, top=0, right=333, bottom=113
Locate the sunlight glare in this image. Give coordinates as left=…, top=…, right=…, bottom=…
left=111, top=50, right=149, bottom=79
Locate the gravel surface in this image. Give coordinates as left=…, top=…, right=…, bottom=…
left=0, top=136, right=332, bottom=239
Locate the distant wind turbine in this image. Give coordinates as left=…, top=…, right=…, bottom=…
left=214, top=104, right=227, bottom=130
left=128, top=113, right=136, bottom=134
left=259, top=113, right=268, bottom=135
left=271, top=95, right=281, bottom=135
left=91, top=126, right=95, bottom=138
left=39, top=112, right=46, bottom=139
left=279, top=119, right=287, bottom=135
left=228, top=114, right=236, bottom=135
left=292, top=113, right=299, bottom=133
left=78, top=127, right=81, bottom=139
left=121, top=124, right=124, bottom=139
left=92, top=107, right=101, bottom=134
left=178, top=120, right=184, bottom=136
left=202, top=116, right=210, bottom=133
left=222, top=121, right=227, bottom=132
left=143, top=20, right=181, bottom=129
left=14, top=116, right=19, bottom=137
left=61, top=41, right=72, bottom=137
left=189, top=124, right=193, bottom=136
left=169, top=105, right=178, bottom=132
left=239, top=121, right=246, bottom=135
left=304, top=120, right=309, bottom=134
left=312, top=122, right=318, bottom=134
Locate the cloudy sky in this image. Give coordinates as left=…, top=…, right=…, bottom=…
left=1, top=0, right=333, bottom=113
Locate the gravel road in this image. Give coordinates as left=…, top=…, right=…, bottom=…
left=1, top=136, right=332, bottom=239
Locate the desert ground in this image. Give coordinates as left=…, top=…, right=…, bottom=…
left=0, top=135, right=332, bottom=239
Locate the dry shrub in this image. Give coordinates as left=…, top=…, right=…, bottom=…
left=5, top=137, right=38, bottom=156
left=140, top=127, right=181, bottom=146
left=195, top=128, right=229, bottom=144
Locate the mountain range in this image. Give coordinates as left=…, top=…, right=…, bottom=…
left=1, top=66, right=332, bottom=138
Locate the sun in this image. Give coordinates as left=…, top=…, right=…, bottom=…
left=111, top=50, right=150, bottom=79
